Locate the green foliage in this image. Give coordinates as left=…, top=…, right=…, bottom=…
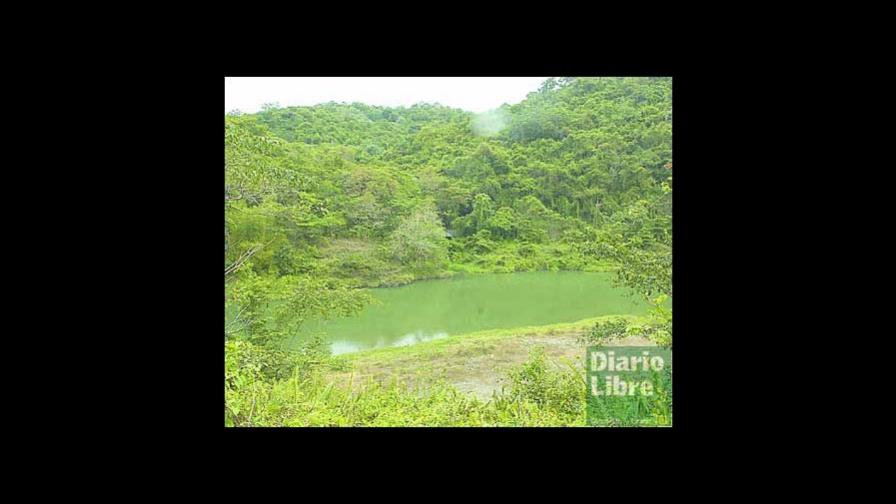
left=580, top=305, right=671, bottom=351
left=576, top=316, right=672, bottom=426
left=388, top=203, right=448, bottom=273
left=580, top=317, right=631, bottom=346
left=593, top=193, right=672, bottom=300
left=227, top=77, right=671, bottom=284
left=225, top=337, right=351, bottom=426
left=488, top=206, right=516, bottom=237
left=225, top=116, right=287, bottom=205
left=636, top=295, right=672, bottom=348
left=586, top=364, right=672, bottom=427
left=501, top=348, right=583, bottom=420
left=226, top=340, right=588, bottom=427
left=227, top=269, right=371, bottom=346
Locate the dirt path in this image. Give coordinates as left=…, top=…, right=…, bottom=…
left=328, top=331, right=653, bottom=401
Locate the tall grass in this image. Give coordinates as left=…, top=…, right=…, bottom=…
left=226, top=339, right=668, bottom=427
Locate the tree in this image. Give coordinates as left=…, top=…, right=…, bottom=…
left=225, top=117, right=286, bottom=281
left=488, top=207, right=517, bottom=238
left=388, top=204, right=448, bottom=271
left=514, top=195, right=553, bottom=242
left=471, top=193, right=494, bottom=231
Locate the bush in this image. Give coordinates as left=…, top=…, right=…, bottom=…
left=501, top=348, right=583, bottom=420
left=580, top=317, right=630, bottom=346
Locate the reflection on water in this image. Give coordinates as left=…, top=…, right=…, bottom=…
left=330, top=330, right=448, bottom=355
left=394, top=330, right=448, bottom=348
left=328, top=340, right=364, bottom=355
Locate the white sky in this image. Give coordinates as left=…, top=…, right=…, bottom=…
left=225, top=77, right=550, bottom=114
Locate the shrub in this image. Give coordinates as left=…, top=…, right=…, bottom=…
left=501, top=348, right=584, bottom=420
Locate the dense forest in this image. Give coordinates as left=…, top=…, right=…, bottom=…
left=225, top=77, right=672, bottom=426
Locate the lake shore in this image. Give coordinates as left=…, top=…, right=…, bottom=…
left=326, top=315, right=653, bottom=400
left=359, top=260, right=619, bottom=289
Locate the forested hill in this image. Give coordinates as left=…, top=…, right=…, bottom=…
left=225, top=77, right=671, bottom=294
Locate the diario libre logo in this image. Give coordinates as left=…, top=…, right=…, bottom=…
left=586, top=346, right=672, bottom=426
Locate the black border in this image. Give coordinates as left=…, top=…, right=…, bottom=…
left=166, top=64, right=721, bottom=447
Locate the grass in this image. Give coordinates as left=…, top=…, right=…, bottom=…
left=341, top=314, right=647, bottom=367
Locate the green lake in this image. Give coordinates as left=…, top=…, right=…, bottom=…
left=286, top=271, right=650, bottom=355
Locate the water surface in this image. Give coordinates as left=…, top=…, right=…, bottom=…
left=287, top=271, right=649, bottom=355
